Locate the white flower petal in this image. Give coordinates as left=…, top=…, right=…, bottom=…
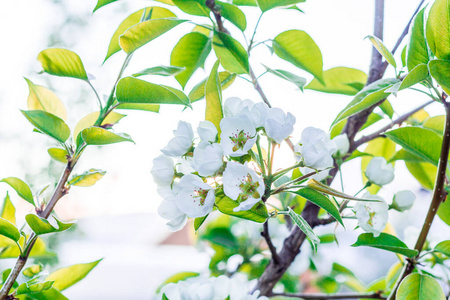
left=365, top=157, right=395, bottom=186
left=354, top=193, right=389, bottom=237
left=176, top=174, right=215, bottom=218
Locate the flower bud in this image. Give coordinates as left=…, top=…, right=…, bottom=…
left=295, top=127, right=336, bottom=169
left=365, top=157, right=395, bottom=186
left=392, top=190, right=415, bottom=211
left=332, top=134, right=350, bottom=157
left=264, top=108, right=296, bottom=144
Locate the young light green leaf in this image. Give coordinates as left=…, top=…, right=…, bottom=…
left=0, top=217, right=20, bottom=242
left=287, top=207, right=320, bottom=251
left=21, top=110, right=70, bottom=143
left=132, top=66, right=186, bottom=77
left=73, top=111, right=125, bottom=142
left=25, top=78, right=67, bottom=121
left=115, top=103, right=160, bottom=112
left=105, top=7, right=176, bottom=61
left=205, top=60, right=223, bottom=134
left=93, top=0, right=118, bottom=12
left=257, top=0, right=305, bottom=12
left=0, top=177, right=34, bottom=206
left=156, top=272, right=200, bottom=293
left=351, top=233, right=418, bottom=258
left=365, top=35, right=396, bottom=68
left=233, top=0, right=257, bottom=6
left=401, top=45, right=407, bottom=68
left=116, top=77, right=190, bottom=106
left=273, top=30, right=323, bottom=82
left=171, top=32, right=212, bottom=88
left=68, top=169, right=106, bottom=187
left=217, top=1, right=247, bottom=31
left=264, top=66, right=307, bottom=90
left=423, top=115, right=445, bottom=134
left=407, top=7, right=429, bottom=71
left=437, top=196, right=450, bottom=226
left=119, top=18, right=187, bottom=54
left=26, top=214, right=75, bottom=235
left=172, top=0, right=210, bottom=17
left=1, top=192, right=16, bottom=225
left=37, top=48, right=88, bottom=80
left=0, top=236, right=54, bottom=259
left=189, top=71, right=236, bottom=102
left=215, top=196, right=268, bottom=223
left=426, top=0, right=450, bottom=60
left=429, top=59, right=450, bottom=95
left=385, top=64, right=428, bottom=93
left=213, top=31, right=249, bottom=74
left=307, top=179, right=378, bottom=202
left=406, top=161, right=436, bottom=191
left=434, top=240, right=450, bottom=256
left=290, top=188, right=343, bottom=226
left=23, top=264, right=43, bottom=278
left=305, top=67, right=367, bottom=95
left=385, top=127, right=441, bottom=166
left=46, top=259, right=102, bottom=291
left=389, top=149, right=424, bottom=163
left=47, top=148, right=68, bottom=163
left=194, top=215, right=208, bottom=232
left=23, top=287, right=68, bottom=300
left=80, top=127, right=134, bottom=146
left=397, top=274, right=446, bottom=300
left=15, top=280, right=54, bottom=296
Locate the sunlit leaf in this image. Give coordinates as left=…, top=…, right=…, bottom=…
left=386, top=64, right=428, bottom=93
left=307, top=179, right=377, bottom=202
left=68, top=169, right=106, bottom=187
left=23, top=287, right=68, bottom=300
left=257, top=0, right=305, bottom=12
left=407, top=7, right=429, bottom=71
left=0, top=217, right=20, bottom=242
left=1, top=192, right=16, bottom=225
left=429, top=59, right=450, bottom=95
left=47, top=148, right=68, bottom=163
left=73, top=111, right=125, bottom=142
left=434, top=240, right=450, bottom=256
left=0, top=235, right=54, bottom=259
left=305, top=67, right=367, bottom=95
left=15, top=280, right=54, bottom=296
left=23, top=264, right=43, bottom=278
left=115, top=103, right=160, bottom=112
left=93, top=0, right=118, bottom=12
left=25, top=78, right=67, bottom=121
left=423, top=115, right=445, bottom=134
left=264, top=66, right=307, bottom=90
left=379, top=99, right=394, bottom=118
left=132, top=66, right=186, bottom=77
left=156, top=272, right=199, bottom=293
left=426, top=0, right=450, bottom=60
left=437, top=196, right=450, bottom=226
left=233, top=0, right=256, bottom=6
left=173, top=0, right=210, bottom=16
left=0, top=177, right=34, bottom=206
left=365, top=35, right=396, bottom=68
left=397, top=274, right=445, bottom=300
left=46, top=259, right=102, bottom=291
left=217, top=1, right=246, bottom=31
left=352, top=233, right=418, bottom=257
left=213, top=31, right=249, bottom=74
left=215, top=196, right=268, bottom=223
left=26, top=214, right=75, bottom=235
left=205, top=60, right=223, bottom=134
left=81, top=127, right=134, bottom=146
left=194, top=215, right=208, bottom=232
left=37, top=48, right=88, bottom=80
left=287, top=207, right=319, bottom=252
left=189, top=71, right=236, bottom=102
left=21, top=110, right=70, bottom=143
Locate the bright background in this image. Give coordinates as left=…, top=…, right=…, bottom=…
left=0, top=0, right=449, bottom=299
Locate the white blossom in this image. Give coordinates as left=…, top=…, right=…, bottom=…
left=295, top=127, right=336, bottom=169
left=223, top=97, right=268, bottom=128
left=332, top=134, right=350, bottom=157
left=354, top=193, right=389, bottom=237
left=224, top=97, right=254, bottom=118
left=263, top=108, right=296, bottom=144
left=222, top=162, right=265, bottom=212
left=220, top=116, right=257, bottom=157
left=192, top=142, right=224, bottom=177
left=365, top=157, right=395, bottom=186
left=392, top=190, right=415, bottom=211
left=161, top=121, right=194, bottom=157
left=198, top=121, right=218, bottom=143
left=151, top=155, right=174, bottom=186
left=176, top=174, right=215, bottom=218
left=157, top=185, right=188, bottom=232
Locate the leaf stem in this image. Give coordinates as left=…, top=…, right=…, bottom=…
left=86, top=80, right=103, bottom=110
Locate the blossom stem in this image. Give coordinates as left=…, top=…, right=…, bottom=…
left=256, top=135, right=266, bottom=175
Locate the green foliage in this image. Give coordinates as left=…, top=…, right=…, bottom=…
left=189, top=71, right=236, bottom=102
left=305, top=67, right=367, bottom=95
left=1, top=193, right=16, bottom=224
left=0, top=178, right=34, bottom=206
left=215, top=195, right=268, bottom=223
left=47, top=148, right=68, bottom=163
left=25, top=78, right=67, bottom=121
left=213, top=31, right=249, bottom=74
left=205, top=60, right=224, bottom=133
left=397, top=273, right=446, bottom=300
left=93, top=0, right=118, bottom=12
left=37, top=48, right=88, bottom=80
left=386, top=63, right=428, bottom=93
left=426, top=0, right=450, bottom=60
left=216, top=1, right=246, bottom=31
left=21, top=110, right=70, bottom=144
left=73, top=111, right=125, bottom=142
left=257, top=0, right=305, bottom=12
left=434, top=240, right=450, bottom=256
left=351, top=233, right=418, bottom=258
left=365, top=35, right=396, bottom=68
left=15, top=281, right=54, bottom=296
left=80, top=127, right=134, bottom=146
left=25, top=215, right=74, bottom=235
left=429, top=59, right=450, bottom=95
left=437, top=196, right=450, bottom=226
left=264, top=66, right=307, bottom=90
left=173, top=0, right=210, bottom=17
left=132, top=66, right=185, bottom=77
left=156, top=272, right=199, bottom=293
left=287, top=207, right=319, bottom=251
left=68, top=169, right=106, bottom=187
left=45, top=260, right=102, bottom=291
left=407, top=8, right=429, bottom=71
left=0, top=217, right=20, bottom=242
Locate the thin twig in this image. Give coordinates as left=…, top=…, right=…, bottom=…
left=262, top=222, right=280, bottom=265
left=351, top=99, right=434, bottom=151
left=271, top=291, right=386, bottom=299
left=205, top=0, right=229, bottom=34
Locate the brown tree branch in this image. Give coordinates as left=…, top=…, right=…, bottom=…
left=271, top=291, right=386, bottom=299
left=262, top=221, right=281, bottom=265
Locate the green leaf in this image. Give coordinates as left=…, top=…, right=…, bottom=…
left=21, top=110, right=70, bottom=143
left=37, top=48, right=88, bottom=80
left=1, top=192, right=16, bottom=225
left=119, top=18, right=187, bottom=54
left=73, top=111, right=125, bottom=142
left=189, top=71, right=236, bottom=102
left=273, top=30, right=323, bottom=82
left=26, top=214, right=75, bottom=235
left=25, top=78, right=67, bottom=121
left=233, top=0, right=256, bottom=6
left=93, top=0, right=118, bottom=11
left=194, top=214, right=208, bottom=232
left=307, top=179, right=377, bottom=202
left=352, top=233, right=418, bottom=257
left=0, top=177, right=34, bottom=206
left=213, top=31, right=249, bottom=74
left=423, top=115, right=445, bottom=134
left=45, top=259, right=102, bottom=291
left=15, top=281, right=54, bottom=296
left=429, top=59, right=450, bottom=95
left=331, top=78, right=398, bottom=126
left=305, top=67, right=367, bottom=96
left=132, top=66, right=186, bottom=77
left=426, top=0, right=450, bottom=60
left=170, top=32, right=212, bottom=88
left=290, top=188, right=343, bottom=226
left=385, top=261, right=403, bottom=291
left=0, top=236, right=54, bottom=259
left=257, top=0, right=305, bottom=12
left=24, top=287, right=68, bottom=300
left=172, top=0, right=210, bottom=16
left=407, top=7, right=429, bottom=71
left=287, top=207, right=319, bottom=252
left=80, top=127, right=134, bottom=146
left=156, top=272, right=199, bottom=293
left=434, top=240, right=450, bottom=256
left=23, top=264, right=43, bottom=278
left=365, top=35, right=396, bottom=68
left=386, top=64, right=428, bottom=93
left=397, top=274, right=446, bottom=300
left=406, top=161, right=436, bottom=191
left=115, top=103, right=160, bottom=112
left=215, top=196, right=268, bottom=223
left=0, top=217, right=20, bottom=242
left=68, top=169, right=106, bottom=187
left=264, top=66, right=307, bottom=90
left=389, top=149, right=424, bottom=163
left=105, top=7, right=176, bottom=61
left=437, top=196, right=450, bottom=226
left=116, top=77, right=190, bottom=106
left=385, top=127, right=441, bottom=166
left=217, top=1, right=247, bottom=31
left=205, top=60, right=223, bottom=134
left=401, top=45, right=407, bottom=68
left=47, top=148, right=68, bottom=163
